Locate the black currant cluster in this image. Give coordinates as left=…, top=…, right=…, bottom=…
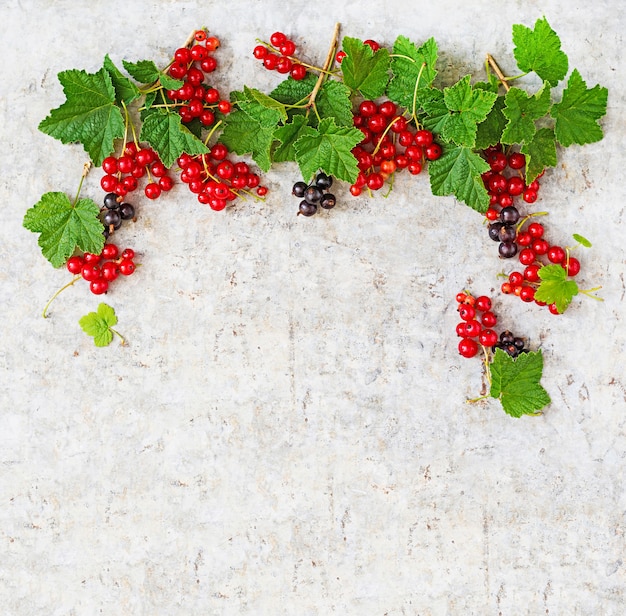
left=487, top=205, right=520, bottom=258
left=101, top=192, right=136, bottom=238
left=292, top=172, right=336, bottom=216
left=493, top=329, right=528, bottom=358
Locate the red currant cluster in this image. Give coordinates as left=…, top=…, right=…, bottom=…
left=66, top=244, right=136, bottom=295
left=500, top=220, right=580, bottom=314
left=166, top=31, right=232, bottom=125
left=482, top=144, right=542, bottom=221
left=253, top=32, right=307, bottom=81
left=100, top=142, right=175, bottom=201
left=456, top=292, right=528, bottom=358
left=350, top=100, right=442, bottom=196
left=176, top=143, right=268, bottom=210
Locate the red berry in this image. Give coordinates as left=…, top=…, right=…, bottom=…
left=548, top=303, right=561, bottom=315
left=458, top=337, right=479, bottom=358
left=508, top=152, right=526, bottom=169
left=101, top=261, right=119, bottom=282
left=205, top=36, right=220, bottom=52
left=159, top=175, right=174, bottom=191
left=253, top=45, right=268, bottom=59
left=528, top=222, right=544, bottom=238
left=119, top=260, right=136, bottom=276
left=145, top=183, right=161, bottom=200
left=218, top=100, right=231, bottom=114
left=102, top=156, right=118, bottom=174
left=519, top=248, right=536, bottom=266
left=478, top=329, right=498, bottom=347
left=517, top=231, right=532, bottom=247
left=532, top=239, right=549, bottom=256
left=458, top=304, right=476, bottom=321
left=270, top=31, right=287, bottom=47
left=336, top=50, right=346, bottom=63
left=523, top=264, right=541, bottom=282
left=414, top=130, right=434, bottom=147
left=523, top=188, right=538, bottom=203
left=358, top=100, right=377, bottom=117
left=366, top=172, right=384, bottom=191
left=256, top=186, right=268, bottom=197
left=488, top=152, right=508, bottom=172
left=66, top=255, right=84, bottom=274
left=424, top=143, right=442, bottom=160
left=89, top=279, right=109, bottom=295
left=519, top=285, right=536, bottom=302
left=547, top=245, right=566, bottom=264
left=564, top=257, right=581, bottom=277
left=190, top=44, right=208, bottom=61
left=276, top=56, right=293, bottom=74
left=464, top=319, right=482, bottom=337
left=101, top=243, right=119, bottom=260
left=363, top=39, right=380, bottom=52
left=290, top=64, right=307, bottom=80
left=279, top=40, right=296, bottom=56
left=263, top=53, right=278, bottom=70
left=509, top=271, right=524, bottom=286
left=480, top=311, right=497, bottom=328
left=174, top=47, right=192, bottom=64
left=475, top=295, right=492, bottom=312
left=121, top=248, right=135, bottom=260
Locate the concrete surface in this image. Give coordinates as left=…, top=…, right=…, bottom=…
left=1, top=0, right=625, bottom=614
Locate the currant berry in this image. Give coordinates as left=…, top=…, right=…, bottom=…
left=547, top=245, right=566, bottom=264
left=424, top=143, right=442, bottom=161
left=475, top=295, right=492, bottom=312
left=564, top=257, right=581, bottom=277
left=480, top=311, right=497, bottom=328
left=145, top=183, right=161, bottom=200
left=458, top=337, right=479, bottom=358
left=89, top=279, right=109, bottom=295
left=66, top=255, right=84, bottom=274
left=119, top=259, right=136, bottom=276
left=101, top=243, right=119, bottom=260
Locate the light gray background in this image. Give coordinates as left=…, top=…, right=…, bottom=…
left=1, top=1, right=625, bottom=614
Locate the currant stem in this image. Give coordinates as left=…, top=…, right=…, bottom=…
left=411, top=62, right=426, bottom=125
left=579, top=287, right=604, bottom=301
left=110, top=327, right=127, bottom=346
left=42, top=275, right=82, bottom=318
left=516, top=211, right=549, bottom=233
left=307, top=22, right=341, bottom=113
left=254, top=39, right=335, bottom=75
left=486, top=54, right=511, bottom=92
left=72, top=162, right=91, bottom=206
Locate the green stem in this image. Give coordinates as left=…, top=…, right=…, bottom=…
left=411, top=62, right=426, bottom=124
left=579, top=287, right=604, bottom=301
left=72, top=162, right=91, bottom=206
left=516, top=211, right=549, bottom=233
left=110, top=327, right=127, bottom=345
left=42, top=275, right=81, bottom=318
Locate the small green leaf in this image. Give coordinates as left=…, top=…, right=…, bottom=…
left=521, top=127, right=557, bottom=184
left=140, top=109, right=208, bottom=168
left=38, top=68, right=125, bottom=166
left=159, top=73, right=184, bottom=91
left=475, top=95, right=507, bottom=150
left=219, top=105, right=282, bottom=172
left=273, top=115, right=310, bottom=163
left=79, top=303, right=121, bottom=347
left=122, top=59, right=160, bottom=84
left=489, top=348, right=551, bottom=417
left=23, top=192, right=104, bottom=268
left=439, top=75, right=497, bottom=147
left=573, top=233, right=592, bottom=248
left=387, top=36, right=438, bottom=110
left=341, top=37, right=390, bottom=99
left=427, top=143, right=491, bottom=213
left=512, top=17, right=568, bottom=86
left=535, top=264, right=579, bottom=313
left=294, top=117, right=363, bottom=183
left=103, top=55, right=140, bottom=105
left=501, top=82, right=551, bottom=145
left=551, top=69, right=608, bottom=147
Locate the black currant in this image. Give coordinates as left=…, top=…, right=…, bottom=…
left=103, top=210, right=122, bottom=229
left=488, top=222, right=503, bottom=242
left=103, top=192, right=120, bottom=209
left=498, top=241, right=518, bottom=258
left=298, top=200, right=317, bottom=216
left=500, top=206, right=520, bottom=224
left=304, top=185, right=323, bottom=204
left=498, top=224, right=516, bottom=243
left=119, top=203, right=135, bottom=220
left=292, top=181, right=307, bottom=198
left=315, top=173, right=333, bottom=190
left=320, top=194, right=336, bottom=209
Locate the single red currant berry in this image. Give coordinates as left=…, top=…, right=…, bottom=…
left=290, top=64, right=307, bottom=80
left=498, top=192, right=514, bottom=208
left=336, top=50, right=346, bottom=64
left=519, top=285, right=536, bottom=302
left=523, top=188, right=538, bottom=203
left=150, top=161, right=167, bottom=177
left=270, top=31, right=287, bottom=47
left=190, top=44, right=208, bottom=61
left=218, top=100, right=231, bottom=114
left=81, top=264, right=101, bottom=282
left=407, top=162, right=423, bottom=175
left=66, top=255, right=84, bottom=274
left=424, top=143, right=442, bottom=160
left=205, top=36, right=220, bottom=51
left=358, top=100, right=377, bottom=117
left=547, top=245, right=566, bottom=264
left=548, top=303, right=561, bottom=315
left=475, top=295, right=492, bottom=312
left=458, top=304, right=476, bottom=321
left=480, top=311, right=497, bottom=328
left=276, top=56, right=293, bottom=74
left=169, top=62, right=188, bottom=80
left=485, top=208, right=499, bottom=221
left=349, top=184, right=362, bottom=196
left=488, top=174, right=507, bottom=194
left=102, top=156, right=118, bottom=174
left=366, top=172, right=384, bottom=191
left=519, top=248, right=536, bottom=266
left=390, top=116, right=407, bottom=133
left=478, top=329, right=498, bottom=347
left=174, top=47, right=192, bottom=64
left=532, top=239, right=549, bottom=255
left=210, top=144, right=228, bottom=160
left=508, top=152, right=526, bottom=169
left=509, top=271, right=524, bottom=285
left=404, top=145, right=422, bottom=160
left=279, top=40, right=296, bottom=56
left=523, top=264, right=541, bottom=282
left=101, top=243, right=119, bottom=260
left=159, top=175, right=174, bottom=192
left=501, top=281, right=513, bottom=294
left=464, top=320, right=482, bottom=337
left=204, top=87, right=220, bottom=104
left=378, top=100, right=397, bottom=117
left=117, top=155, right=134, bottom=174
left=209, top=198, right=227, bottom=211
left=458, top=337, right=479, bottom=358
left=101, top=261, right=119, bottom=282
left=90, top=279, right=109, bottom=295
left=121, top=248, right=135, bottom=260
left=456, top=322, right=468, bottom=337
left=253, top=45, right=268, bottom=59
left=517, top=231, right=532, bottom=247
left=200, top=57, right=218, bottom=73
left=263, top=53, right=279, bottom=70
left=246, top=173, right=260, bottom=188
left=101, top=174, right=118, bottom=192
left=186, top=67, right=204, bottom=86
left=256, top=186, right=268, bottom=197
left=83, top=252, right=101, bottom=264
left=363, top=39, right=380, bottom=52
left=528, top=222, right=544, bottom=238
left=456, top=292, right=468, bottom=303
left=119, top=260, right=136, bottom=276
left=145, top=183, right=162, bottom=200
left=563, top=257, right=581, bottom=277
left=414, top=130, right=434, bottom=147
left=507, top=176, right=525, bottom=196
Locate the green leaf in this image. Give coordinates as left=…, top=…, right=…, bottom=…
left=79, top=303, right=119, bottom=347
left=219, top=105, right=282, bottom=172
left=427, top=143, right=491, bottom=213
left=489, top=348, right=551, bottom=417
left=159, top=73, right=184, bottom=91
left=573, top=233, right=592, bottom=248
left=140, top=109, right=208, bottom=168
left=23, top=192, right=104, bottom=268
left=512, top=17, right=568, bottom=86
left=421, top=89, right=449, bottom=135
left=294, top=117, right=363, bottom=183
left=341, top=37, right=390, bottom=99
left=242, top=86, right=288, bottom=121
left=534, top=263, right=579, bottom=313
left=270, top=73, right=316, bottom=105
left=475, top=95, right=507, bottom=150
left=551, top=69, right=608, bottom=147
left=440, top=75, right=497, bottom=147
left=501, top=82, right=551, bottom=144
left=122, top=59, right=160, bottom=84
left=317, top=80, right=353, bottom=127
left=520, top=127, right=557, bottom=184
left=387, top=36, right=438, bottom=110
left=38, top=68, right=125, bottom=166
left=273, top=115, right=310, bottom=163
left=103, top=55, right=140, bottom=105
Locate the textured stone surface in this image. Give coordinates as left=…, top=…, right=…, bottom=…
left=1, top=0, right=625, bottom=614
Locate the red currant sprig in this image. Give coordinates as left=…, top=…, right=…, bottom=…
left=253, top=31, right=308, bottom=80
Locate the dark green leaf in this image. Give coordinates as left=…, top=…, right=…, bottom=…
left=103, top=55, right=140, bottom=105
left=122, top=59, right=160, bottom=84
left=520, top=127, right=557, bottom=184
left=341, top=37, right=390, bottom=99
left=273, top=115, right=310, bottom=163
left=475, top=95, right=507, bottom=150
left=501, top=82, right=551, bottom=144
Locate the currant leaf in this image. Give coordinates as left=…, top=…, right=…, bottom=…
left=159, top=73, right=184, bottom=91
left=272, top=115, right=310, bottom=163
left=139, top=108, right=208, bottom=168
left=23, top=192, right=104, bottom=268
left=440, top=75, right=497, bottom=147
left=270, top=73, right=317, bottom=105
left=573, top=233, right=592, bottom=248
left=294, top=117, right=363, bottom=183
left=387, top=35, right=438, bottom=110
left=489, top=348, right=551, bottom=417
left=103, top=55, right=140, bottom=105
left=317, top=80, right=354, bottom=127
left=474, top=95, right=507, bottom=150
left=501, top=82, right=551, bottom=145
left=421, top=89, right=449, bottom=135
left=122, top=59, right=160, bottom=84
left=551, top=69, right=608, bottom=147
left=79, top=303, right=120, bottom=347
left=38, top=68, right=124, bottom=166
left=512, top=17, right=568, bottom=86
left=219, top=104, right=282, bottom=172
left=427, top=143, right=491, bottom=213
left=520, top=127, right=557, bottom=184
left=534, top=264, right=579, bottom=313
left=340, top=37, right=390, bottom=99
left=242, top=86, right=288, bottom=122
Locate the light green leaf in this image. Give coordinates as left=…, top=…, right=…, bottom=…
left=501, top=82, right=552, bottom=144
left=79, top=303, right=120, bottom=347
left=341, top=37, right=390, bottom=99
left=139, top=109, right=208, bottom=168
left=103, top=55, right=140, bottom=105
left=122, top=59, right=160, bottom=84
left=243, top=86, right=288, bottom=121
left=23, top=192, right=104, bottom=268
left=535, top=264, right=579, bottom=313
left=573, top=233, right=592, bottom=248
left=294, top=117, right=363, bottom=183
left=427, top=143, right=491, bottom=213
left=421, top=89, right=449, bottom=135
left=270, top=73, right=317, bottom=105
left=512, top=17, right=568, bottom=86
left=159, top=73, right=184, bottom=91
left=520, top=127, right=557, bottom=184
left=551, top=69, right=608, bottom=147
left=489, top=348, right=551, bottom=417
left=38, top=68, right=125, bottom=166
